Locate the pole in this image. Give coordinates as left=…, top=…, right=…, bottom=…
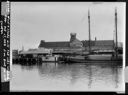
left=88, top=9, right=91, bottom=53
left=115, top=8, right=118, bottom=58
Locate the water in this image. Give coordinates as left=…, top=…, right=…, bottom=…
left=10, top=62, right=125, bottom=92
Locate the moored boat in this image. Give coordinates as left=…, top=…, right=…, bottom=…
left=42, top=55, right=59, bottom=62
left=64, top=55, right=88, bottom=63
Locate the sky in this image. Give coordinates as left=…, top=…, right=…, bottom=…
left=10, top=2, right=126, bottom=50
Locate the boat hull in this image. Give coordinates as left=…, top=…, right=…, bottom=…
left=88, top=54, right=112, bottom=61
left=59, top=54, right=122, bottom=64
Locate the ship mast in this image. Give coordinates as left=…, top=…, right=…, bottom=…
left=115, top=8, right=118, bottom=58
left=88, top=9, right=91, bottom=53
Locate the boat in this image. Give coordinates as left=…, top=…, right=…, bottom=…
left=41, top=54, right=59, bottom=62
left=63, top=55, right=88, bottom=63
left=88, top=8, right=123, bottom=62
left=87, top=50, right=113, bottom=61
left=88, top=54, right=112, bottom=61
left=59, top=9, right=122, bottom=63
left=59, top=53, right=122, bottom=63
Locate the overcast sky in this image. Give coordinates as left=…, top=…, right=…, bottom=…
left=10, top=2, right=126, bottom=50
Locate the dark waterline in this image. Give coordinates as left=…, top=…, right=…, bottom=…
left=10, top=62, right=124, bottom=92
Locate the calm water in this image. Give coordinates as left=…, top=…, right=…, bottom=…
left=10, top=62, right=125, bottom=92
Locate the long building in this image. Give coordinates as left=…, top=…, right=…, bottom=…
left=38, top=33, right=115, bottom=51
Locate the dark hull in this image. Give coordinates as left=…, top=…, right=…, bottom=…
left=59, top=54, right=123, bottom=65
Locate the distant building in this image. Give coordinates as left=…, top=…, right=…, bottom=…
left=38, top=33, right=115, bottom=51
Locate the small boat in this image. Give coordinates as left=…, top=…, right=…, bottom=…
left=58, top=54, right=89, bottom=63
left=42, top=55, right=59, bottom=62
left=65, top=55, right=88, bottom=63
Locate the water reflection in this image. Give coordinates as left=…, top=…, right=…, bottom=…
left=11, top=62, right=124, bottom=91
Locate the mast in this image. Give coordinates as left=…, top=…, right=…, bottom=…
left=115, top=8, right=118, bottom=58
left=88, top=9, right=91, bottom=53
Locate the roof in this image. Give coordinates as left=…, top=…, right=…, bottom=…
left=38, top=40, right=114, bottom=48
left=53, top=49, right=89, bottom=55
left=19, top=48, right=51, bottom=54
left=38, top=41, right=70, bottom=48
